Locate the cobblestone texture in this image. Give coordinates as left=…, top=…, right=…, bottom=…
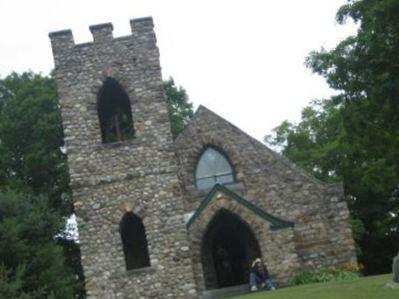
left=50, top=18, right=357, bottom=298
left=175, top=106, right=357, bottom=288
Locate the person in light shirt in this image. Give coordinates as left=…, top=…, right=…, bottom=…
left=249, top=258, right=276, bottom=291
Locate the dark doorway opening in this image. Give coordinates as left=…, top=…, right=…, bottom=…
left=201, top=210, right=262, bottom=289
left=120, top=212, right=150, bottom=270
left=97, top=78, right=135, bottom=143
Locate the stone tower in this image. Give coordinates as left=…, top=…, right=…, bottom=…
left=49, top=18, right=197, bottom=299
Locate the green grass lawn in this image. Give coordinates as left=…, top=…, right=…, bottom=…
left=229, top=274, right=398, bottom=299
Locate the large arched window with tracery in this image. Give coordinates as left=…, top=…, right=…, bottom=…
left=97, top=78, right=135, bottom=143
left=120, top=212, right=150, bottom=270
left=195, top=147, right=235, bottom=190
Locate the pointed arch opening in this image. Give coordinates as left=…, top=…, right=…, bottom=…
left=195, top=147, right=235, bottom=190
left=97, top=78, right=135, bottom=143
left=120, top=212, right=150, bottom=270
left=201, top=209, right=261, bottom=289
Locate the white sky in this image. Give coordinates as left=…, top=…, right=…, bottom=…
left=0, top=0, right=356, bottom=141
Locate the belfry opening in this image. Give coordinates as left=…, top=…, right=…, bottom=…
left=97, top=77, right=135, bottom=143
left=201, top=210, right=262, bottom=289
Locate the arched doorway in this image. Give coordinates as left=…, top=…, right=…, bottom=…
left=201, top=210, right=262, bottom=289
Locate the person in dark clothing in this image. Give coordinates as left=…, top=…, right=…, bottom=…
left=249, top=258, right=276, bottom=291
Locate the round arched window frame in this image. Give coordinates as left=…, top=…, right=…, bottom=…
left=195, top=147, right=235, bottom=191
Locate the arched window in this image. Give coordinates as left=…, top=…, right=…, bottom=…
left=97, top=78, right=135, bottom=143
left=195, top=147, right=235, bottom=190
left=120, top=212, right=150, bottom=270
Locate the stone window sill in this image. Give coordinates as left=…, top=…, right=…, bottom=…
left=97, top=137, right=139, bottom=149
left=111, top=266, right=156, bottom=280
left=94, top=134, right=156, bottom=151
left=125, top=266, right=155, bottom=276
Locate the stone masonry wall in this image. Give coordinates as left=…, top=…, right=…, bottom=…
left=175, top=106, right=357, bottom=275
left=49, top=18, right=197, bottom=299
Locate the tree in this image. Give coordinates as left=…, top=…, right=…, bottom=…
left=266, top=0, right=399, bottom=274
left=0, top=190, right=76, bottom=298
left=163, top=77, right=194, bottom=137
left=0, top=72, right=71, bottom=216
left=265, top=99, right=345, bottom=183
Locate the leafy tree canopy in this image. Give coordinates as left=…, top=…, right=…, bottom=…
left=163, top=77, right=194, bottom=137
left=0, top=72, right=70, bottom=215
left=0, top=190, right=77, bottom=299
left=266, top=0, right=399, bottom=274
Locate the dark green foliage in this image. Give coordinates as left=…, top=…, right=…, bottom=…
left=292, top=268, right=359, bottom=286
left=56, top=237, right=86, bottom=298
left=0, top=72, right=83, bottom=297
left=266, top=0, right=399, bottom=274
left=349, top=216, right=365, bottom=256
left=0, top=190, right=76, bottom=299
left=393, top=253, right=399, bottom=283
left=0, top=72, right=71, bottom=216
left=265, top=99, right=345, bottom=183
left=0, top=265, right=32, bottom=299
left=163, top=77, right=194, bottom=138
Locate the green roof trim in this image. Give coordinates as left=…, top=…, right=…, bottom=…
left=186, top=184, right=294, bottom=230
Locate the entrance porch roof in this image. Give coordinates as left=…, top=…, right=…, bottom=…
left=186, top=184, right=294, bottom=230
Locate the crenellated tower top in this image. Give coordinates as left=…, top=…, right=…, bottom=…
left=49, top=17, right=156, bottom=67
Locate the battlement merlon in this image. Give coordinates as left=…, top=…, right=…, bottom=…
left=48, top=29, right=74, bottom=52
left=48, top=17, right=156, bottom=66
left=89, top=22, right=114, bottom=42
left=130, top=17, right=155, bottom=38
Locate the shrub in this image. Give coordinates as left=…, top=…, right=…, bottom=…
left=337, top=262, right=364, bottom=273
left=292, top=266, right=360, bottom=286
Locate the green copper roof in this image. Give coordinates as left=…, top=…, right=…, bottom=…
left=186, top=184, right=294, bottom=230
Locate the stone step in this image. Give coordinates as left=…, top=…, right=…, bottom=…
left=200, top=284, right=250, bottom=299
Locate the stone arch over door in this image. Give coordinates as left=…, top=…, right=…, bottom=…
left=188, top=197, right=271, bottom=291
left=201, top=209, right=262, bottom=289
left=187, top=186, right=300, bottom=291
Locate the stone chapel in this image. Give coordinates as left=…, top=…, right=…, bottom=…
left=49, top=17, right=357, bottom=299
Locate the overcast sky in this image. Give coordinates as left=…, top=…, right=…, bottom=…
left=0, top=0, right=356, bottom=141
